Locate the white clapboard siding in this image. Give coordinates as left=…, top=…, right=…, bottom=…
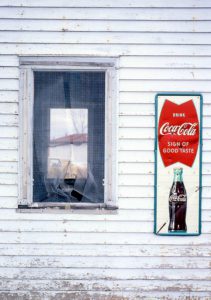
left=0, top=219, right=211, bottom=234
left=119, top=127, right=211, bottom=139
left=0, top=115, right=18, bottom=126
left=119, top=197, right=211, bottom=210
left=0, top=267, right=210, bottom=281
left=2, top=44, right=211, bottom=57
left=118, top=186, right=211, bottom=198
left=0, top=292, right=209, bottom=300
left=120, top=68, right=211, bottom=80
left=0, top=243, right=210, bottom=257
left=1, top=20, right=211, bottom=33
left=0, top=174, right=17, bottom=185
left=119, top=139, right=154, bottom=151
left=26, top=243, right=200, bottom=258
left=0, top=232, right=211, bottom=245
left=119, top=150, right=211, bottom=164
left=0, top=208, right=210, bottom=223
left=119, top=115, right=155, bottom=127
left=119, top=104, right=155, bottom=116
left=0, top=91, right=18, bottom=103
left=1, top=32, right=211, bottom=45
left=119, top=161, right=211, bottom=175
left=0, top=142, right=18, bottom=152
left=0, top=67, right=19, bottom=79
left=0, top=1, right=210, bottom=299
left=119, top=103, right=211, bottom=117
left=119, top=173, right=211, bottom=187
left=119, top=139, right=211, bottom=151
left=120, top=56, right=211, bottom=68
left=120, top=91, right=211, bottom=104
left=119, top=150, right=154, bottom=162
left=0, top=127, right=18, bottom=138
left=119, top=162, right=154, bottom=174
left=0, top=103, right=18, bottom=114
left=0, top=279, right=210, bottom=293
left=0, top=8, right=210, bottom=21
left=0, top=162, right=18, bottom=173
left=0, top=185, right=18, bottom=197
left=120, top=115, right=211, bottom=128
left=0, top=55, right=19, bottom=67
left=0, top=79, right=19, bottom=91
left=120, top=80, right=211, bottom=92
left=1, top=0, right=211, bottom=8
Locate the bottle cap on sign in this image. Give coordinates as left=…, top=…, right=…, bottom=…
left=173, top=168, right=183, bottom=171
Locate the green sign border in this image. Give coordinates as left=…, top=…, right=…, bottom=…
left=154, top=93, right=203, bottom=236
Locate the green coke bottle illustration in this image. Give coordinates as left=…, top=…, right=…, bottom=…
left=168, top=168, right=187, bottom=232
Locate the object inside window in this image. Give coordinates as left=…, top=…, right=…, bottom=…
left=33, top=72, right=105, bottom=203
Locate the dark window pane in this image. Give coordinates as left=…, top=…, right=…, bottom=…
left=33, top=72, right=105, bottom=203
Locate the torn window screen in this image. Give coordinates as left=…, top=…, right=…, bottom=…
left=33, top=72, right=105, bottom=203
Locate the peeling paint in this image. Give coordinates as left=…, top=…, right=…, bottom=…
left=0, top=2, right=211, bottom=300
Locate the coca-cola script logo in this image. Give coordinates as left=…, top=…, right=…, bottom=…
left=158, top=100, right=199, bottom=167
left=169, top=194, right=187, bottom=202
left=160, top=122, right=198, bottom=136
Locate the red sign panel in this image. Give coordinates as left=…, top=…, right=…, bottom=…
left=158, top=99, right=199, bottom=167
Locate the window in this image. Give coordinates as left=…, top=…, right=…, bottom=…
left=19, top=57, right=117, bottom=210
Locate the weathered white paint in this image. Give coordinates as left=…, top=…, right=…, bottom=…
left=1, top=19, right=211, bottom=33
left=1, top=0, right=211, bottom=7
left=0, top=0, right=210, bottom=299
left=2, top=32, right=211, bottom=45
left=1, top=44, right=211, bottom=57
left=0, top=7, right=210, bottom=20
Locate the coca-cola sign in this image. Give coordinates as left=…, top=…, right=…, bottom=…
left=160, top=122, right=197, bottom=136
left=155, top=94, right=202, bottom=236
left=158, top=99, right=199, bottom=167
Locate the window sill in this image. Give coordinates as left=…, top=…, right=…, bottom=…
left=17, top=202, right=118, bottom=214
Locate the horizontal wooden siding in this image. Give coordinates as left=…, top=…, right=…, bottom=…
left=0, top=1, right=211, bottom=299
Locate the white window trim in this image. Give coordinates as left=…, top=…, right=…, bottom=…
left=18, top=56, right=118, bottom=212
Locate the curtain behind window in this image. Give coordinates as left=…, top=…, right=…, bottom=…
left=33, top=71, right=105, bottom=203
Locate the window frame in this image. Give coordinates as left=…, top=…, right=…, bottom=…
left=18, top=56, right=118, bottom=211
